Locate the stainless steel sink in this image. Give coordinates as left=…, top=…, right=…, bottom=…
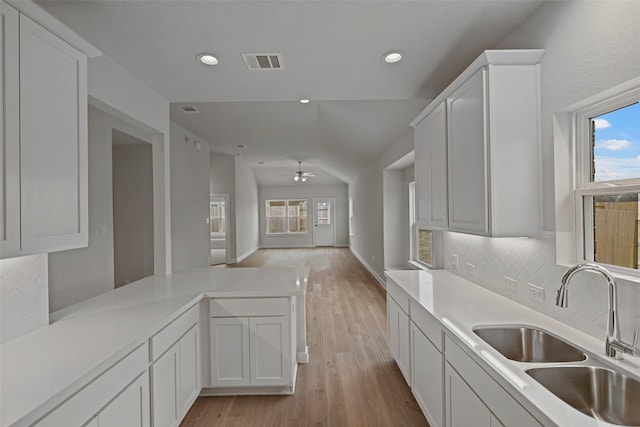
left=473, top=326, right=586, bottom=363
left=527, top=366, right=640, bottom=425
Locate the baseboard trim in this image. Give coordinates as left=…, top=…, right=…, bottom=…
left=349, top=247, right=385, bottom=289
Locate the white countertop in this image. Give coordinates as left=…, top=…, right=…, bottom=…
left=385, top=269, right=640, bottom=427
left=0, top=267, right=308, bottom=427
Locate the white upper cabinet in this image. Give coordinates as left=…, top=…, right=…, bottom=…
left=0, top=3, right=20, bottom=257
left=1, top=1, right=96, bottom=259
left=412, top=50, right=544, bottom=237
left=414, top=101, right=448, bottom=229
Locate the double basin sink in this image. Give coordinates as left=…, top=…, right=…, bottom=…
left=473, top=326, right=640, bottom=426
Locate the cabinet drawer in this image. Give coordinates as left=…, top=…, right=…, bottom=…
left=410, top=301, right=443, bottom=351
left=35, top=343, right=149, bottom=426
left=210, top=298, right=290, bottom=317
left=445, top=335, right=542, bottom=427
left=151, top=303, right=199, bottom=361
left=386, top=278, right=410, bottom=313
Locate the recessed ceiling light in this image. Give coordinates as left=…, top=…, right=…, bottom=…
left=197, top=53, right=219, bottom=66
left=258, top=161, right=264, bottom=164
left=382, top=51, right=404, bottom=64
left=235, top=144, right=247, bottom=149
left=299, top=99, right=310, bottom=104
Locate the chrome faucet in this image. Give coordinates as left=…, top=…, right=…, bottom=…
left=557, top=263, right=638, bottom=359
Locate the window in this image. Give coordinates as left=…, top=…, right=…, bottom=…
left=210, top=201, right=225, bottom=237
left=317, top=202, right=331, bottom=225
left=409, top=182, right=416, bottom=261
left=565, top=83, right=640, bottom=273
left=266, top=199, right=307, bottom=234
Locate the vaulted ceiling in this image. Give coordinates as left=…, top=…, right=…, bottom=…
left=36, top=0, right=545, bottom=185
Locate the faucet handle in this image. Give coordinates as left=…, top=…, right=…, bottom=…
left=610, top=329, right=638, bottom=356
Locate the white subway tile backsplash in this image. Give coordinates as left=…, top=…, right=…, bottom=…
left=0, top=254, right=49, bottom=344
left=444, top=232, right=640, bottom=344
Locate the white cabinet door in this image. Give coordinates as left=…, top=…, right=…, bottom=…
left=445, top=362, right=491, bottom=427
left=249, top=316, right=291, bottom=386
left=152, top=344, right=179, bottom=427
left=210, top=317, right=251, bottom=386
left=411, top=323, right=444, bottom=427
left=179, top=324, right=201, bottom=416
left=415, top=101, right=448, bottom=228
left=18, top=13, right=88, bottom=253
left=447, top=68, right=488, bottom=235
left=98, top=372, right=150, bottom=427
left=387, top=296, right=410, bottom=384
left=0, top=3, right=20, bottom=257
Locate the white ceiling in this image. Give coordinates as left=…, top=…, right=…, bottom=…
left=36, top=0, right=545, bottom=185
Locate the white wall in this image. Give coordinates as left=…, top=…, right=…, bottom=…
left=49, top=106, right=154, bottom=312
left=383, top=169, right=405, bottom=269
left=442, top=1, right=640, bottom=343
left=170, top=122, right=211, bottom=272
left=112, top=143, right=154, bottom=287
left=349, top=129, right=414, bottom=284
left=259, top=183, right=349, bottom=248
left=234, top=160, right=260, bottom=262
left=88, top=53, right=172, bottom=275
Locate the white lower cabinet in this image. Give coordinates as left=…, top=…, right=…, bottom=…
left=411, top=323, right=444, bottom=427
left=210, top=317, right=251, bottom=386
left=34, top=344, right=149, bottom=427
left=97, top=372, right=150, bottom=427
left=151, top=305, right=201, bottom=427
left=445, top=362, right=492, bottom=427
left=445, top=336, right=542, bottom=427
left=387, top=290, right=411, bottom=384
left=208, top=298, right=295, bottom=392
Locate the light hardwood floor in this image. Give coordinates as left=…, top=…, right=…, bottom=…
left=180, top=248, right=428, bottom=427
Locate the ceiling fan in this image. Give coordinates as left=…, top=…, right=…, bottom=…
left=290, top=161, right=315, bottom=182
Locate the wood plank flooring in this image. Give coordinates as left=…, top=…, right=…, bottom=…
left=180, top=248, right=428, bottom=427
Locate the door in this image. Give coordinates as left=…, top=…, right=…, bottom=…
left=249, top=316, right=291, bottom=386
left=0, top=3, right=20, bottom=258
left=152, top=344, right=179, bottom=427
left=19, top=13, right=88, bottom=253
left=445, top=362, right=491, bottom=427
left=447, top=68, right=488, bottom=235
left=411, top=323, right=444, bottom=427
left=99, top=372, right=150, bottom=427
left=210, top=317, right=251, bottom=386
left=209, top=195, right=228, bottom=265
left=313, top=198, right=335, bottom=246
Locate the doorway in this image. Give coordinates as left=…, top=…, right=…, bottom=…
left=210, top=194, right=229, bottom=265
left=313, top=198, right=335, bottom=247
left=112, top=129, right=154, bottom=287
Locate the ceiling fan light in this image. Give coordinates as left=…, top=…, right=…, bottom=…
left=301, top=176, right=307, bottom=182
left=294, top=175, right=299, bottom=182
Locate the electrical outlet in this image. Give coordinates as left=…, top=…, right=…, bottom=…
left=528, top=283, right=545, bottom=302
left=504, top=276, right=517, bottom=293
left=451, top=254, right=459, bottom=270
left=465, top=263, right=475, bottom=276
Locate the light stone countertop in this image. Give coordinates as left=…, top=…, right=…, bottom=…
left=0, top=267, right=309, bottom=427
left=385, top=269, right=640, bottom=427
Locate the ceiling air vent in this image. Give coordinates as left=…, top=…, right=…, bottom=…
left=242, top=53, right=284, bottom=70
left=180, top=106, right=200, bottom=113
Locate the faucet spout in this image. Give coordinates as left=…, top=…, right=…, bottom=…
left=556, top=263, right=637, bottom=359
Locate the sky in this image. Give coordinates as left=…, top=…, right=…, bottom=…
left=593, top=101, right=640, bottom=182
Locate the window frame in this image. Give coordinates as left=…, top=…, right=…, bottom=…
left=557, top=81, right=640, bottom=277
left=265, top=199, right=308, bottom=235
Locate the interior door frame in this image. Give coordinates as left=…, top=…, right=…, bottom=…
left=210, top=193, right=230, bottom=264
left=312, top=197, right=336, bottom=247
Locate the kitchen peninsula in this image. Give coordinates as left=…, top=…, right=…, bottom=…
left=0, top=267, right=309, bottom=427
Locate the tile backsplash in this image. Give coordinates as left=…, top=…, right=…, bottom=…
left=443, top=232, right=640, bottom=345
left=0, top=254, right=49, bottom=344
